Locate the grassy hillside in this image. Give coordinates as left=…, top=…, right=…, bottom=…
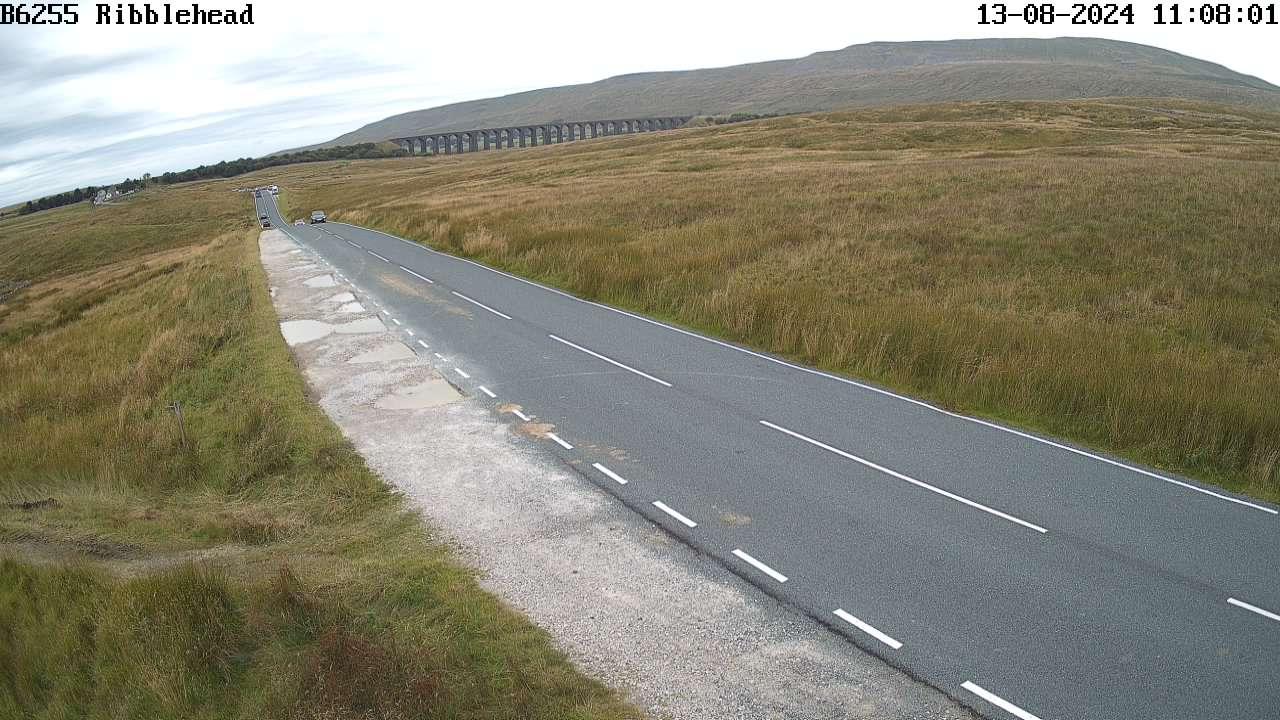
left=272, top=98, right=1280, bottom=503
left=0, top=187, right=638, bottom=719
left=307, top=38, right=1280, bottom=148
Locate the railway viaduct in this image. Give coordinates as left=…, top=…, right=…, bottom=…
left=392, top=116, right=692, bottom=155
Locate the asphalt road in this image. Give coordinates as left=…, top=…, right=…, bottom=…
left=255, top=194, right=1280, bottom=720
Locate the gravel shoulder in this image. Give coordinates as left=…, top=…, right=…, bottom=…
left=260, top=228, right=974, bottom=720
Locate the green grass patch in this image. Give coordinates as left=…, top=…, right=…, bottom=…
left=0, top=184, right=638, bottom=719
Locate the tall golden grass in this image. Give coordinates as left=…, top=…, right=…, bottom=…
left=275, top=99, right=1280, bottom=501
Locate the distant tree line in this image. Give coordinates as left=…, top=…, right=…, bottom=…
left=14, top=143, right=406, bottom=216
left=705, top=112, right=791, bottom=125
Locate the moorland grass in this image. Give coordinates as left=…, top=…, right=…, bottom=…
left=271, top=99, right=1280, bottom=502
left=0, top=183, right=639, bottom=719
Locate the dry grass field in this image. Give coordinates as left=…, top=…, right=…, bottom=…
left=0, top=188, right=638, bottom=719
left=273, top=99, right=1280, bottom=502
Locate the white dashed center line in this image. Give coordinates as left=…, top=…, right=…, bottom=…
left=346, top=240, right=361, bottom=249
left=732, top=548, right=788, bottom=583
left=1229, top=597, right=1280, bottom=623
left=511, top=408, right=531, bottom=422
left=454, top=368, right=470, bottom=379
left=592, top=463, right=628, bottom=485
left=416, top=340, right=429, bottom=349
left=391, top=318, right=402, bottom=325
left=833, top=609, right=903, bottom=650
left=759, top=420, right=1048, bottom=534
left=546, top=432, right=573, bottom=450
left=478, top=386, right=496, bottom=398
left=368, top=250, right=390, bottom=263
left=399, top=265, right=434, bottom=283
left=433, top=352, right=445, bottom=360
left=547, top=334, right=672, bottom=387
left=405, top=329, right=414, bottom=336
left=652, top=501, right=697, bottom=528
left=450, top=291, right=512, bottom=319
left=961, top=682, right=1044, bottom=720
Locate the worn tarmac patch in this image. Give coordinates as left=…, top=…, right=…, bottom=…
left=376, top=379, right=460, bottom=409
left=303, top=274, right=336, bottom=288
left=348, top=342, right=415, bottom=364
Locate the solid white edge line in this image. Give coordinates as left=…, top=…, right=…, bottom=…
left=592, top=462, right=628, bottom=485
left=416, top=340, right=429, bottom=349
left=478, top=386, right=496, bottom=398
left=833, top=608, right=903, bottom=650
left=1228, top=597, right=1280, bottom=623
left=732, top=548, right=788, bottom=583
left=961, top=681, right=1044, bottom=720
left=450, top=291, right=512, bottom=319
left=511, top=409, right=531, bottom=422
left=760, top=420, right=1048, bottom=534
left=399, top=265, right=434, bottom=283
left=368, top=250, right=390, bottom=263
left=652, top=501, right=697, bottom=528
left=455, top=368, right=470, bottom=379
left=317, top=222, right=1278, bottom=516
left=546, top=432, right=573, bottom=450
left=547, top=334, right=673, bottom=388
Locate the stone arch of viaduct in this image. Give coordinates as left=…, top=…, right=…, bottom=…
left=393, top=116, right=693, bottom=156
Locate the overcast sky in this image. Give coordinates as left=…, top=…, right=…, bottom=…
left=2, top=0, right=1278, bottom=206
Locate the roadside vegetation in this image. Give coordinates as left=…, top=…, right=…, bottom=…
left=275, top=99, right=1280, bottom=502
left=0, top=186, right=638, bottom=719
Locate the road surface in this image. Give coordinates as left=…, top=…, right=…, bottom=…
left=256, top=194, right=1279, bottom=720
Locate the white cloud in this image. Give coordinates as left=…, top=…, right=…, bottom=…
left=2, top=0, right=1277, bottom=205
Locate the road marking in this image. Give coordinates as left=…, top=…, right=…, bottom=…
left=652, top=501, right=697, bottom=528
left=405, top=329, right=414, bottom=336
left=732, top=548, right=787, bottom=583
left=399, top=265, right=434, bottom=283
left=454, top=368, right=470, bottom=379
left=961, top=682, right=1044, bottom=720
left=478, top=385, right=496, bottom=398
left=511, top=408, right=531, bottom=422
left=368, top=250, right=391, bottom=263
left=1228, top=597, right=1280, bottom=623
left=433, top=352, right=445, bottom=360
left=760, top=420, right=1048, bottom=534
left=546, top=432, right=573, bottom=450
left=450, top=291, right=512, bottom=319
left=346, top=240, right=361, bottom=249
left=833, top=609, right=903, bottom=650
left=547, top=334, right=673, bottom=387
left=320, top=222, right=1279, bottom=515
left=417, top=340, right=429, bottom=349
left=391, top=318, right=402, bottom=325
left=592, top=462, right=628, bottom=485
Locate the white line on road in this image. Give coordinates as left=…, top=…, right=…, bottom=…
left=732, top=548, right=788, bottom=583
left=433, top=352, right=445, bottom=360
left=405, top=329, right=414, bottom=336
left=1228, top=597, right=1280, bottom=623
left=346, top=240, right=361, bottom=249
left=760, top=420, right=1048, bottom=534
left=833, top=609, right=903, bottom=650
left=450, top=291, right=512, bottom=319
left=511, top=408, right=531, bottom=422
left=547, top=334, right=673, bottom=387
left=368, top=250, right=391, bottom=263
left=961, top=682, right=1044, bottom=720
left=417, top=340, right=429, bottom=349
left=454, top=368, right=470, bottom=379
left=546, top=432, right=573, bottom=450
left=478, top=386, right=496, bottom=398
left=652, top=501, right=697, bottom=528
left=592, top=463, right=628, bottom=485
left=391, top=318, right=402, bottom=325
left=399, top=265, right=434, bottom=283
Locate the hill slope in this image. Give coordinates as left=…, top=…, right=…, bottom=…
left=311, top=37, right=1280, bottom=147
